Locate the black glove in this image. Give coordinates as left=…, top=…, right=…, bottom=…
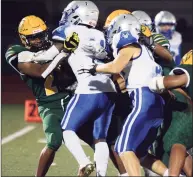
left=138, top=33, right=155, bottom=50
left=77, top=64, right=98, bottom=76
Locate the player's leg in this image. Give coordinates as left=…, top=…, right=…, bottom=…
left=183, top=153, right=193, bottom=177
left=163, top=109, right=193, bottom=176
left=93, top=92, right=116, bottom=177
left=61, top=94, right=108, bottom=175
left=141, top=153, right=168, bottom=176
left=61, top=94, right=94, bottom=175
left=115, top=88, right=165, bottom=176
left=168, top=144, right=186, bottom=176
left=109, top=145, right=128, bottom=176
left=36, top=102, right=64, bottom=176
left=107, top=93, right=131, bottom=176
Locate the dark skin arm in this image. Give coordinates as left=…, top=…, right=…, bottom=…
left=18, top=62, right=51, bottom=78
left=163, top=74, right=188, bottom=89
left=153, top=43, right=173, bottom=62
left=17, top=41, right=67, bottom=78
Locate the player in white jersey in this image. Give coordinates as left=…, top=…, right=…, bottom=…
left=155, top=11, right=182, bottom=65
left=53, top=1, right=116, bottom=176
left=78, top=14, right=166, bottom=176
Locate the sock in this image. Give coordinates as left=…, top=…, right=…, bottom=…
left=120, top=172, right=129, bottom=176
left=94, top=142, right=109, bottom=177
left=63, top=130, right=91, bottom=167
left=163, top=169, right=169, bottom=176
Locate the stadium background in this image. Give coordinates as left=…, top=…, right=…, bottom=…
left=1, top=0, right=192, bottom=176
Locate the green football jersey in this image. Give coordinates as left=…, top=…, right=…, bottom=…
left=178, top=64, right=193, bottom=100
left=5, top=45, right=76, bottom=105
left=152, top=33, right=176, bottom=76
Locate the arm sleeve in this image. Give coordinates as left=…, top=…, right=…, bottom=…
left=41, top=52, right=69, bottom=78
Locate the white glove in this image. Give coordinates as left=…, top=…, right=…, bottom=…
left=82, top=41, right=107, bottom=59
left=148, top=76, right=165, bottom=93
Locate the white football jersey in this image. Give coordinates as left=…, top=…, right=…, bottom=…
left=169, top=31, right=182, bottom=65
left=112, top=30, right=163, bottom=93
left=53, top=25, right=116, bottom=94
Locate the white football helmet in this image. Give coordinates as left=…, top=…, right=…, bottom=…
left=59, top=1, right=99, bottom=28
left=132, top=10, right=153, bottom=31
left=154, top=11, right=176, bottom=39
left=106, top=14, right=140, bottom=45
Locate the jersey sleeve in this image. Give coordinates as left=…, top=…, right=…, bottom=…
left=5, top=45, right=28, bottom=74
left=152, top=33, right=170, bottom=50
left=18, top=51, right=35, bottom=62
left=112, top=30, right=138, bottom=52
left=5, top=45, right=28, bottom=63
left=52, top=25, right=67, bottom=41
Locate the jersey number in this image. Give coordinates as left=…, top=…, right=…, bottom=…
left=44, top=74, right=58, bottom=96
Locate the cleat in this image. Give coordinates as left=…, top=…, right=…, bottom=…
left=78, top=163, right=95, bottom=176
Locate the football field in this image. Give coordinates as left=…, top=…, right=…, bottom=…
left=1, top=104, right=118, bottom=176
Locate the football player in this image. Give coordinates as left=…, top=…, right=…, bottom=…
left=103, top=9, right=131, bottom=177
left=149, top=50, right=193, bottom=176
left=53, top=1, right=116, bottom=176
left=5, top=15, right=79, bottom=177
left=132, top=10, right=173, bottom=64
left=154, top=11, right=182, bottom=65
left=78, top=14, right=168, bottom=176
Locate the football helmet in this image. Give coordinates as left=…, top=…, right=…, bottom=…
left=106, top=14, right=140, bottom=45
left=59, top=1, right=99, bottom=28
left=132, top=10, right=153, bottom=31
left=104, top=9, right=131, bottom=29
left=154, top=11, right=176, bottom=39
left=181, top=50, right=192, bottom=65
left=18, top=15, right=50, bottom=51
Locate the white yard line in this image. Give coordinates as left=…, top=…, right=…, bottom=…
left=2, top=125, right=36, bottom=145
left=37, top=138, right=88, bottom=146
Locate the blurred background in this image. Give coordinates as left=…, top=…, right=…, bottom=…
left=1, top=0, right=192, bottom=176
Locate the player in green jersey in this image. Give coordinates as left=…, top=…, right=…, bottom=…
left=5, top=15, right=79, bottom=177
left=149, top=50, right=193, bottom=176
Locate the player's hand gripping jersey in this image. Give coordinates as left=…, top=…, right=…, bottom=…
left=112, top=30, right=163, bottom=92
left=53, top=25, right=116, bottom=94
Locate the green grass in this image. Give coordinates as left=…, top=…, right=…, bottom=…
left=1, top=104, right=118, bottom=176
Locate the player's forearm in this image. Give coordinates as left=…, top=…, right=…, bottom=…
left=18, top=62, right=50, bottom=77
left=153, top=44, right=173, bottom=62
left=148, top=74, right=189, bottom=93
left=163, top=74, right=188, bottom=89
left=41, top=52, right=69, bottom=78
left=96, top=62, right=121, bottom=74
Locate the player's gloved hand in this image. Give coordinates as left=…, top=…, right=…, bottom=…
left=138, top=33, right=155, bottom=50
left=63, top=32, right=80, bottom=53
left=141, top=25, right=152, bottom=37
left=77, top=64, right=98, bottom=76
left=82, top=41, right=107, bottom=59
left=148, top=76, right=165, bottom=93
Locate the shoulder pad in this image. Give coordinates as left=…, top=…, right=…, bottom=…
left=113, top=31, right=138, bottom=50
left=5, top=45, right=28, bottom=63
left=52, top=25, right=67, bottom=41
